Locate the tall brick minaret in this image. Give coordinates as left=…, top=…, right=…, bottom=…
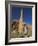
left=18, top=8, right=28, bottom=34
left=18, top=8, right=24, bottom=33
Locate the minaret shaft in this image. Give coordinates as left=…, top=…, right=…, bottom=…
left=18, top=8, right=23, bottom=33
left=20, top=8, right=23, bottom=21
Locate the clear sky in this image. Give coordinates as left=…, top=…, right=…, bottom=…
left=23, top=8, right=32, bottom=24
left=11, top=7, right=32, bottom=25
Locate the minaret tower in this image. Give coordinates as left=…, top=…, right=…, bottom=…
left=18, top=8, right=28, bottom=34
left=18, top=8, right=24, bottom=33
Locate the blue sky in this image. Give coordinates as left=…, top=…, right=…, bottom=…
left=11, top=7, right=32, bottom=24
left=23, top=8, right=32, bottom=24
left=11, top=7, right=21, bottom=20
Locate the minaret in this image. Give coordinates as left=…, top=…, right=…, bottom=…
left=18, top=8, right=24, bottom=33
left=20, top=8, right=23, bottom=22
left=18, top=8, right=28, bottom=35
